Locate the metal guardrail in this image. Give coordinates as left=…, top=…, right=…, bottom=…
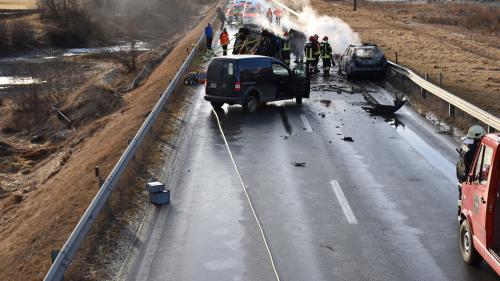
left=43, top=17, right=215, bottom=281
left=388, top=61, right=500, bottom=132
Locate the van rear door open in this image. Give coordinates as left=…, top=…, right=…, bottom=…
left=291, top=67, right=310, bottom=99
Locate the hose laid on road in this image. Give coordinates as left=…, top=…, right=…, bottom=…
left=211, top=108, right=281, bottom=281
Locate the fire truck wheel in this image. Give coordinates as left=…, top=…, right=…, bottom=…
left=460, top=219, right=483, bottom=266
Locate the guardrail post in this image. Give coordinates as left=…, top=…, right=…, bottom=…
left=95, top=166, right=103, bottom=189
left=421, top=74, right=429, bottom=100
left=448, top=103, right=455, bottom=119
left=439, top=73, right=443, bottom=87
left=395, top=52, right=398, bottom=64
left=51, top=250, right=59, bottom=264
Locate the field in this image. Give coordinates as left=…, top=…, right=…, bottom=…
left=0, top=0, right=36, bottom=9
left=310, top=0, right=500, bottom=117
left=0, top=3, right=217, bottom=281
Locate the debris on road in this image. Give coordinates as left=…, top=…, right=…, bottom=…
left=362, top=98, right=406, bottom=115
left=341, top=137, right=354, bottom=142
left=320, top=100, right=332, bottom=107
left=291, top=162, right=307, bottom=167
left=311, top=84, right=376, bottom=95
left=183, top=72, right=207, bottom=86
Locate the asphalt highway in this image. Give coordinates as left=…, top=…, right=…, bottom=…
left=124, top=72, right=498, bottom=280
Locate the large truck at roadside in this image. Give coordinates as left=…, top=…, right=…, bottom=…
left=458, top=132, right=500, bottom=275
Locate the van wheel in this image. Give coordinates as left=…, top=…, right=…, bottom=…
left=460, top=219, right=482, bottom=266
left=244, top=96, right=258, bottom=113
left=211, top=102, right=223, bottom=109
left=296, top=97, right=302, bottom=105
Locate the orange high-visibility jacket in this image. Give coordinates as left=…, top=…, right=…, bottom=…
left=220, top=32, right=230, bottom=46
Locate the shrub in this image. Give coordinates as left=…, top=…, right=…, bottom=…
left=38, top=0, right=103, bottom=47
left=10, top=19, right=36, bottom=48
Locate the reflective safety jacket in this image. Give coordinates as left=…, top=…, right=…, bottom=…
left=305, top=42, right=315, bottom=61
left=282, top=39, right=291, bottom=51
left=220, top=32, right=230, bottom=46
left=320, top=42, right=333, bottom=59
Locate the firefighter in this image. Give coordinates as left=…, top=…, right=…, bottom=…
left=220, top=28, right=230, bottom=56
left=320, top=36, right=334, bottom=77
left=282, top=31, right=291, bottom=66
left=312, top=35, right=321, bottom=74
left=266, top=8, right=273, bottom=24
left=304, top=36, right=317, bottom=75
left=457, top=125, right=486, bottom=183
left=274, top=8, right=282, bottom=26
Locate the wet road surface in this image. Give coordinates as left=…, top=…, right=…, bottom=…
left=124, top=73, right=498, bottom=280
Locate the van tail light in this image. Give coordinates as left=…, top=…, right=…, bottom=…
left=234, top=82, right=241, bottom=92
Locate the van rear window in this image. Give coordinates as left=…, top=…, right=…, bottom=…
left=207, top=61, right=234, bottom=81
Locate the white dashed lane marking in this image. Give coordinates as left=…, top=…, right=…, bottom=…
left=300, top=114, right=313, bottom=132
left=330, top=180, right=358, bottom=224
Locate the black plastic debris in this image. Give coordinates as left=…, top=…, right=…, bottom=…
left=362, top=98, right=406, bottom=115
left=291, top=162, right=306, bottom=167
left=342, top=137, right=354, bottom=142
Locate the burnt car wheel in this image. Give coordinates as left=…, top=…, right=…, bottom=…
left=296, top=97, right=302, bottom=105
left=244, top=96, right=258, bottom=113
left=460, top=219, right=482, bottom=266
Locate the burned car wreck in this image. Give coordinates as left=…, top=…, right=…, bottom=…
left=338, top=43, right=388, bottom=79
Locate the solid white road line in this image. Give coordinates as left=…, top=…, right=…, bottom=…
left=300, top=114, right=313, bottom=132
left=330, top=180, right=358, bottom=224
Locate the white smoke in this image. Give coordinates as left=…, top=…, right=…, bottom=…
left=250, top=0, right=360, bottom=54
left=284, top=6, right=360, bottom=53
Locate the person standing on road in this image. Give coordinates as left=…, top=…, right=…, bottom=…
left=304, top=36, right=316, bottom=75
left=312, top=35, right=321, bottom=74
left=274, top=8, right=282, bottom=26
left=320, top=36, right=334, bottom=77
left=457, top=125, right=486, bottom=183
left=266, top=8, right=273, bottom=24
left=220, top=28, right=230, bottom=56
left=205, top=23, right=213, bottom=50
left=217, top=6, right=226, bottom=30
left=282, top=31, right=291, bottom=66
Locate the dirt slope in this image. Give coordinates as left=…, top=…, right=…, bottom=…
left=0, top=7, right=216, bottom=281
left=310, top=0, right=500, bottom=117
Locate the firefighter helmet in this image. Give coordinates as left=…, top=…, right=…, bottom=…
left=323, top=36, right=328, bottom=41
left=466, top=125, right=485, bottom=139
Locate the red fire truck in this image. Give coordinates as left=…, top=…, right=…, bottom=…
left=458, top=133, right=500, bottom=275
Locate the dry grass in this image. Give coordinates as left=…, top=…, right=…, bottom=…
left=0, top=0, right=36, bottom=9
left=415, top=3, right=500, bottom=32
left=0, top=5, right=217, bottom=281
left=310, top=0, right=500, bottom=117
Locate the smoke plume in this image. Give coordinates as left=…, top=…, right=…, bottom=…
left=253, top=0, right=360, bottom=53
